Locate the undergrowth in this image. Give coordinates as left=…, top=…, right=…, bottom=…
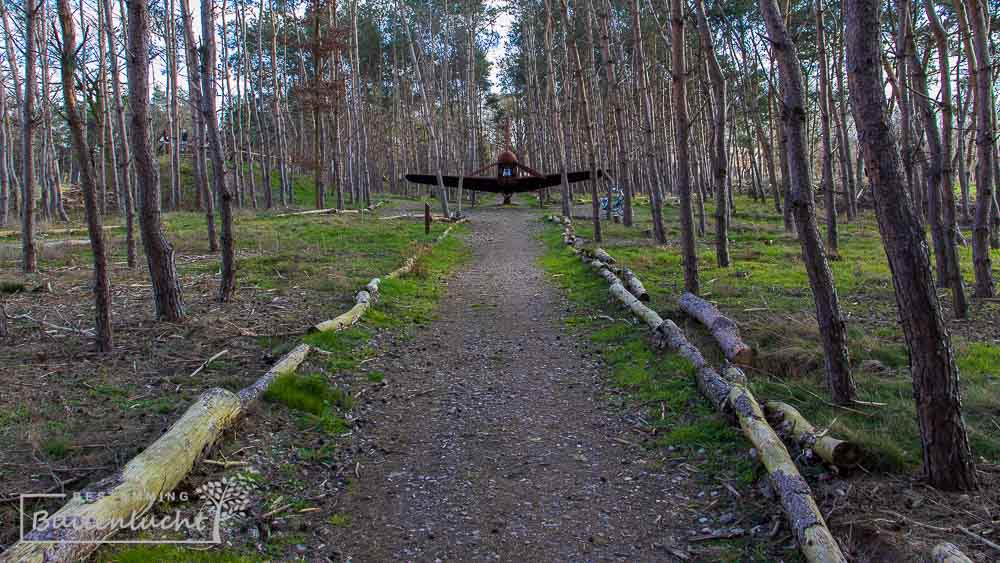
left=566, top=196, right=1000, bottom=473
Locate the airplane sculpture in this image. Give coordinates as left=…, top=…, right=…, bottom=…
left=404, top=148, right=602, bottom=205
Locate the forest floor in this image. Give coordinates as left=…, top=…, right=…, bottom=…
left=0, top=197, right=459, bottom=553
left=2, top=189, right=999, bottom=562
left=555, top=196, right=1000, bottom=561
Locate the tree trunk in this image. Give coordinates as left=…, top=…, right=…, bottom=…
left=632, top=0, right=666, bottom=243
left=845, top=0, right=978, bottom=491
left=693, top=0, right=729, bottom=269
left=920, top=0, right=969, bottom=318
left=669, top=0, right=699, bottom=292
left=562, top=0, right=602, bottom=243
left=102, top=0, right=137, bottom=268
left=21, top=0, right=38, bottom=273
left=965, top=0, right=996, bottom=297
left=58, top=0, right=114, bottom=352
left=815, top=0, right=838, bottom=252
left=201, top=0, right=237, bottom=302
left=760, top=0, right=856, bottom=405
left=126, top=0, right=186, bottom=322
left=179, top=0, right=217, bottom=251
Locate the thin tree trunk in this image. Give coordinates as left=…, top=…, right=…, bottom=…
left=103, top=0, right=137, bottom=268
left=965, top=0, right=996, bottom=297
left=632, top=0, right=666, bottom=242
left=58, top=0, right=114, bottom=352
left=126, top=0, right=185, bottom=322
left=562, top=0, right=602, bottom=243
left=816, top=0, right=838, bottom=252
left=201, top=0, right=237, bottom=302
left=694, top=0, right=729, bottom=268
left=923, top=0, right=969, bottom=318
left=179, top=0, right=217, bottom=250
left=761, top=0, right=856, bottom=404
left=21, top=0, right=38, bottom=273
left=671, top=0, right=698, bottom=291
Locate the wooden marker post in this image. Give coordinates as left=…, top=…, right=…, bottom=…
left=425, top=203, right=432, bottom=234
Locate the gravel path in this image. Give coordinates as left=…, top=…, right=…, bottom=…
left=329, top=207, right=693, bottom=561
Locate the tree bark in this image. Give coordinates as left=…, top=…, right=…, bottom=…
left=127, top=0, right=186, bottom=322
left=179, top=0, right=217, bottom=250
left=760, top=0, right=856, bottom=405
left=102, top=0, right=137, bottom=268
left=845, top=0, right=978, bottom=491
left=918, top=1, right=969, bottom=318
left=633, top=0, right=666, bottom=243
left=693, top=0, right=729, bottom=269
left=965, top=0, right=996, bottom=297
left=201, top=0, right=237, bottom=302
left=678, top=292, right=753, bottom=364
left=815, top=0, right=838, bottom=252
left=58, top=0, right=114, bottom=353
left=21, top=0, right=38, bottom=273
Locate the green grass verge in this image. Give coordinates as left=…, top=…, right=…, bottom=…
left=567, top=195, right=1000, bottom=473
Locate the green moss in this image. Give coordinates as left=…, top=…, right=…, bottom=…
left=42, top=436, right=71, bottom=460
left=264, top=372, right=353, bottom=416
left=562, top=196, right=1000, bottom=473
left=99, top=545, right=256, bottom=562
left=327, top=513, right=352, bottom=527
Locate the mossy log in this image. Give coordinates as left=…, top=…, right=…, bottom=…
left=312, top=289, right=373, bottom=333
left=678, top=292, right=754, bottom=364
left=566, top=236, right=846, bottom=563
left=729, top=387, right=847, bottom=563
left=931, top=543, right=973, bottom=563
left=618, top=267, right=650, bottom=302
left=0, top=345, right=311, bottom=563
left=593, top=247, right=616, bottom=265
left=654, top=322, right=845, bottom=562
left=765, top=401, right=862, bottom=467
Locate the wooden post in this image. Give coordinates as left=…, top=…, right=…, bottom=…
left=425, top=202, right=432, bottom=234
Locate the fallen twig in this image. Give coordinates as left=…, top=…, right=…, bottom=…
left=189, top=350, right=229, bottom=378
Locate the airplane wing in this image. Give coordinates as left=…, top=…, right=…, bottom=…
left=518, top=170, right=603, bottom=190
left=404, top=174, right=506, bottom=193
left=404, top=170, right=603, bottom=194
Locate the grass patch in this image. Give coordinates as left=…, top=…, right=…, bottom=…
left=0, top=281, right=26, bottom=294
left=563, top=196, right=1000, bottom=472
left=99, top=545, right=257, bottom=563
left=264, top=372, right=353, bottom=416
left=327, top=513, right=352, bottom=527
left=538, top=224, right=750, bottom=479
left=42, top=436, right=71, bottom=460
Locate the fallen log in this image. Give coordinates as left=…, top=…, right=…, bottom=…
left=566, top=239, right=846, bottom=563
left=273, top=202, right=384, bottom=219
left=1, top=344, right=312, bottom=563
left=765, top=401, right=862, bottom=468
left=312, top=280, right=378, bottom=333
left=619, top=267, right=650, bottom=302
left=678, top=292, right=754, bottom=365
left=931, top=543, right=973, bottom=563
left=593, top=247, right=616, bottom=265
left=728, top=386, right=846, bottom=563
left=0, top=225, right=121, bottom=238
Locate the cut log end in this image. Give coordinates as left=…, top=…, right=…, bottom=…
left=932, top=542, right=973, bottom=563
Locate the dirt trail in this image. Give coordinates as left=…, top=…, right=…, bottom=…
left=329, top=207, right=692, bottom=561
